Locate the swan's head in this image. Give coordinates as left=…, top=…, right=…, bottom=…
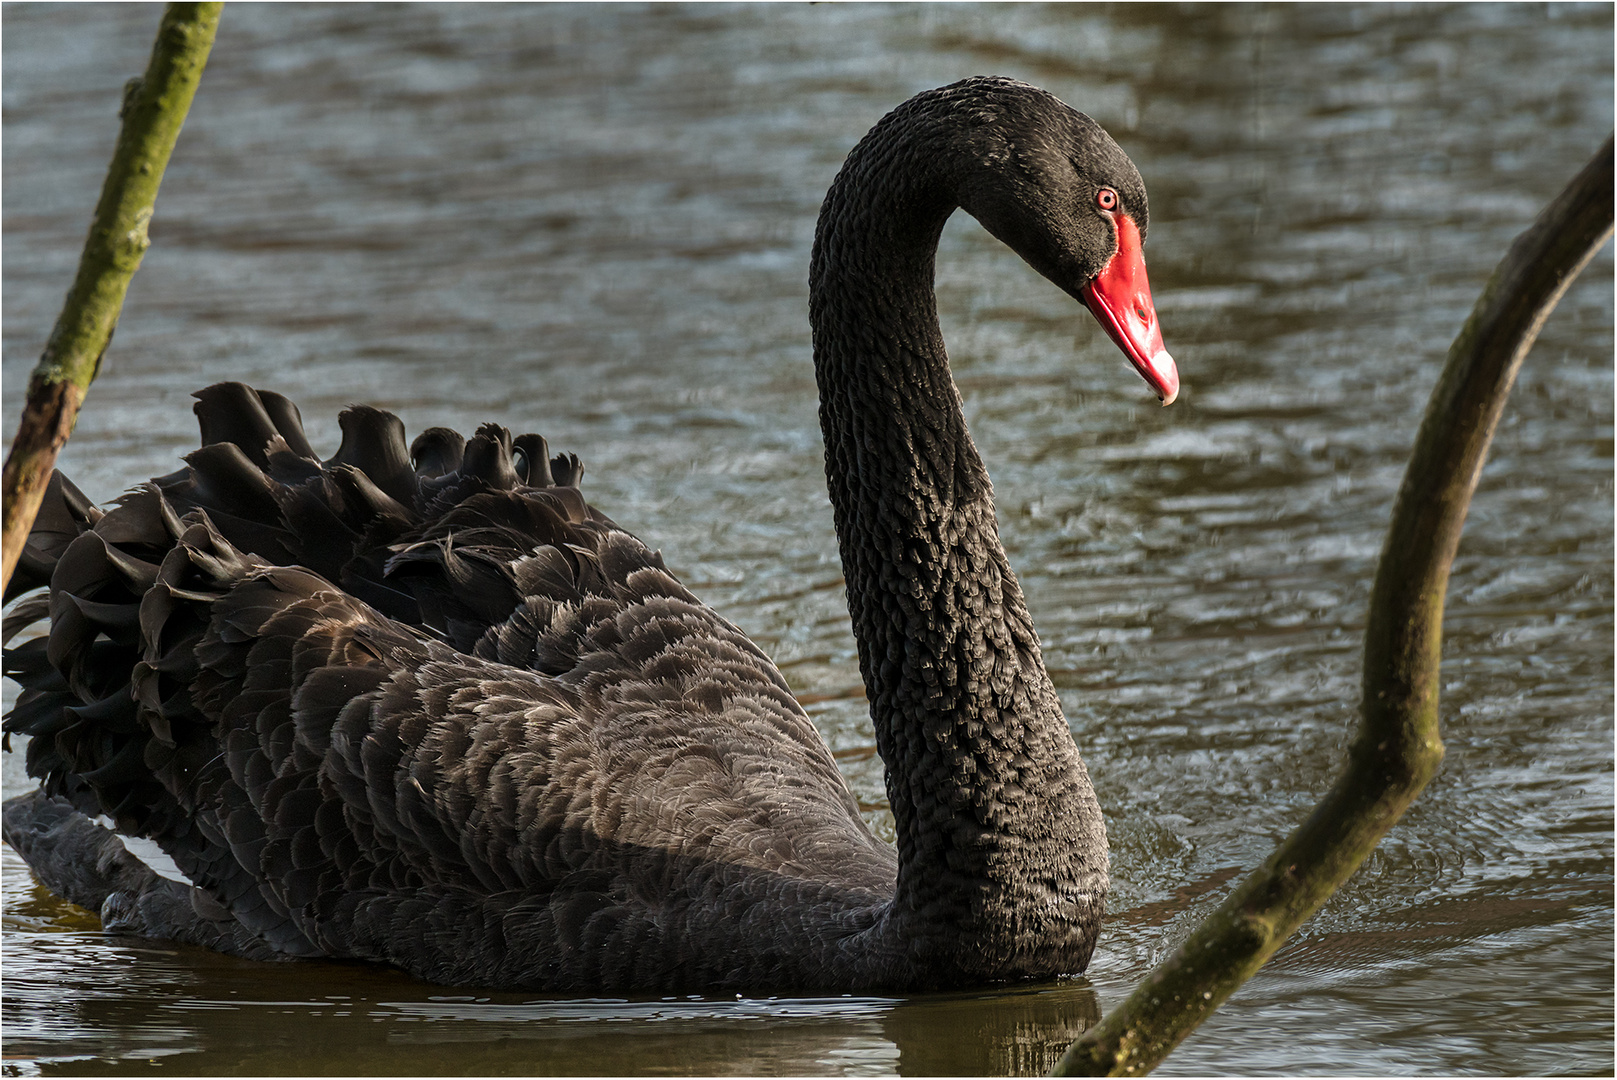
left=950, top=77, right=1179, bottom=405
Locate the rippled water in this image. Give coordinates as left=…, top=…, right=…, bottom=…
left=3, top=3, right=1611, bottom=1075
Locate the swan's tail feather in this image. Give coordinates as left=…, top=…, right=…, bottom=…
left=193, top=381, right=318, bottom=467
left=3, top=387, right=617, bottom=806
left=549, top=451, right=584, bottom=488
left=3, top=471, right=101, bottom=603
left=512, top=433, right=551, bottom=486
left=174, top=384, right=420, bottom=591
left=326, top=404, right=418, bottom=505
left=1, top=383, right=649, bottom=964
left=410, top=427, right=465, bottom=479
left=163, top=442, right=299, bottom=566
left=5, top=495, right=259, bottom=837
left=4, top=487, right=197, bottom=832
left=2, top=594, right=50, bottom=645
left=182, top=383, right=607, bottom=646
left=6, top=496, right=337, bottom=958
left=3, top=386, right=613, bottom=762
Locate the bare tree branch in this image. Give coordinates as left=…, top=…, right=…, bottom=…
left=0, top=2, right=222, bottom=596
left=1056, top=134, right=1614, bottom=1077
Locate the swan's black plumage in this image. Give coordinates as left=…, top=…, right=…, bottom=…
left=3, top=76, right=1160, bottom=992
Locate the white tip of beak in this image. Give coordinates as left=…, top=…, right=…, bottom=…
left=1151, top=349, right=1179, bottom=406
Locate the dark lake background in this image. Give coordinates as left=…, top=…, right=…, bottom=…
left=3, top=3, right=1611, bottom=1075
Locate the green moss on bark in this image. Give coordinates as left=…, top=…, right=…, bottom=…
left=1, top=3, right=221, bottom=593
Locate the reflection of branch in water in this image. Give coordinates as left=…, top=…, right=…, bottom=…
left=1106, top=866, right=1244, bottom=932
left=884, top=982, right=1101, bottom=1076
left=1272, top=885, right=1609, bottom=978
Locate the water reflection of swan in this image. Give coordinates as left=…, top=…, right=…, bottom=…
left=3, top=76, right=1176, bottom=993
left=0, top=900, right=1103, bottom=1077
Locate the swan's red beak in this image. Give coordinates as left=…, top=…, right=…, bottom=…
left=1080, top=214, right=1179, bottom=405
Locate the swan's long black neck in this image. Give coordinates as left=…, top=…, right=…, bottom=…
left=809, top=89, right=1107, bottom=982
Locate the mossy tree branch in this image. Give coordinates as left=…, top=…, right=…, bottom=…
left=1056, top=135, right=1614, bottom=1077
left=0, top=2, right=221, bottom=596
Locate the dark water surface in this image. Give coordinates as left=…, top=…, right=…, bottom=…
left=3, top=3, right=1611, bottom=1075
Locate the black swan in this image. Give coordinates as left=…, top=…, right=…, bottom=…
left=1, top=76, right=1177, bottom=993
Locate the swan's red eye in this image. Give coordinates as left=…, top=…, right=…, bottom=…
left=1096, top=188, right=1118, bottom=211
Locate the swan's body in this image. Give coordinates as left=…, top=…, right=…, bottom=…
left=2, top=77, right=1175, bottom=993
